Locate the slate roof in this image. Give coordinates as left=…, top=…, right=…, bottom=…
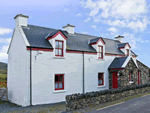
left=22, top=24, right=136, bottom=55
left=108, top=57, right=128, bottom=69
left=117, top=43, right=127, bottom=48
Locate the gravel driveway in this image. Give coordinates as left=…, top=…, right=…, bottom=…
left=0, top=101, right=66, bottom=113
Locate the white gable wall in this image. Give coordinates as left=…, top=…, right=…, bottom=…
left=7, top=27, right=30, bottom=106
left=120, top=44, right=131, bottom=56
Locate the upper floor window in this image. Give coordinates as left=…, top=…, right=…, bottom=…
left=98, top=73, right=104, bottom=86
left=55, top=40, right=63, bottom=57
left=55, top=74, right=64, bottom=90
left=126, top=49, right=129, bottom=56
left=98, top=46, right=103, bottom=59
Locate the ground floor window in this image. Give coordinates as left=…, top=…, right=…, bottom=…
left=98, top=73, right=104, bottom=86
left=55, top=74, right=64, bottom=90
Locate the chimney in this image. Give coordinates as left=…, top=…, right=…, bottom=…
left=14, top=14, right=29, bottom=27
left=63, top=24, right=75, bottom=34
left=115, top=35, right=124, bottom=43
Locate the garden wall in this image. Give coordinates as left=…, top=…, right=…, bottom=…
left=66, top=83, right=150, bottom=111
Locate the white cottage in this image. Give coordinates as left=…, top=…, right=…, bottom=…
left=8, top=14, right=148, bottom=107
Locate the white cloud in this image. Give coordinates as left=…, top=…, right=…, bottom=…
left=63, top=8, right=70, bottom=12
left=91, top=25, right=97, bottom=29
left=123, top=33, right=149, bottom=49
left=0, top=38, right=11, bottom=44
left=76, top=13, right=82, bottom=17
left=84, top=17, right=91, bottom=22
left=82, top=31, right=88, bottom=34
left=108, top=27, right=118, bottom=33
left=0, top=27, right=12, bottom=35
left=0, top=38, right=11, bottom=62
left=81, top=0, right=149, bottom=31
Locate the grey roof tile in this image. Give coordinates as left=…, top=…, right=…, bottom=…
left=109, top=57, right=128, bottom=69
left=117, top=43, right=127, bottom=48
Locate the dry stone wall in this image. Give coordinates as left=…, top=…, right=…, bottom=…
left=66, top=84, right=150, bottom=111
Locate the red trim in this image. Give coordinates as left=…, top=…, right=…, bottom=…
left=47, top=31, right=67, bottom=40
left=55, top=40, right=63, bottom=57
left=110, top=68, right=124, bottom=70
left=66, top=50, right=97, bottom=55
left=90, top=38, right=105, bottom=45
left=105, top=53, right=125, bottom=57
left=98, top=73, right=104, bottom=86
left=27, top=47, right=53, bottom=51
left=55, top=74, right=64, bottom=90
left=132, top=56, right=137, bottom=58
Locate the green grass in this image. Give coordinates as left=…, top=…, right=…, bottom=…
left=0, top=74, right=7, bottom=78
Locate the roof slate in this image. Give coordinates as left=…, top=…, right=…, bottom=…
left=109, top=57, right=128, bottom=69
left=22, top=24, right=136, bottom=55
left=117, top=43, right=127, bottom=48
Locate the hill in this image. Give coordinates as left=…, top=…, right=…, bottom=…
left=0, top=62, right=7, bottom=74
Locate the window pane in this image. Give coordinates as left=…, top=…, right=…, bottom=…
left=55, top=41, right=59, bottom=48
left=59, top=82, right=63, bottom=88
left=55, top=49, right=59, bottom=55
left=99, top=53, right=102, bottom=58
left=59, top=49, right=62, bottom=55
left=55, top=76, right=58, bottom=82
left=99, top=47, right=101, bottom=52
left=60, top=75, right=63, bottom=81
left=99, top=80, right=103, bottom=84
left=59, top=42, right=62, bottom=48
left=55, top=83, right=58, bottom=89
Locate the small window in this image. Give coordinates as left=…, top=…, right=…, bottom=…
left=126, top=49, right=129, bottom=56
left=55, top=74, right=64, bottom=90
left=98, top=46, right=103, bottom=59
left=98, top=73, right=104, bottom=86
left=55, top=40, right=63, bottom=57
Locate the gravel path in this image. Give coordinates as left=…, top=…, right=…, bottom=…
left=0, top=101, right=66, bottom=113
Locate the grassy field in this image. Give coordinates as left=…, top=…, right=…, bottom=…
left=0, top=74, right=7, bottom=88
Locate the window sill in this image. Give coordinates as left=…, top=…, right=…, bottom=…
left=129, top=81, right=134, bottom=84
left=53, top=57, right=65, bottom=59
left=97, top=85, right=105, bottom=88
left=53, top=90, right=66, bottom=93
left=97, top=59, right=104, bottom=61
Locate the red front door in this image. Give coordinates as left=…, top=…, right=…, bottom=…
left=113, top=72, right=118, bottom=89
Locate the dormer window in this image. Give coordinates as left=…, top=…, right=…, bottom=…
left=98, top=45, right=103, bottom=59
left=55, top=40, right=63, bottom=57
left=126, top=49, right=129, bottom=56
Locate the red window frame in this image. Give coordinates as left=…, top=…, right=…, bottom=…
left=127, top=49, right=129, bottom=56
left=98, top=46, right=103, bottom=59
left=55, top=74, right=64, bottom=90
left=98, top=73, right=104, bottom=86
left=55, top=40, right=63, bottom=57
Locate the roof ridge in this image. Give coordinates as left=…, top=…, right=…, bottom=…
left=27, top=24, right=58, bottom=31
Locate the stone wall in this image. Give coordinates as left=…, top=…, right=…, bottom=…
left=66, top=84, right=150, bottom=111
left=137, top=60, right=150, bottom=84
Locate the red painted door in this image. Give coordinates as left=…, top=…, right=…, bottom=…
left=113, top=72, right=118, bottom=89
left=138, top=71, right=140, bottom=85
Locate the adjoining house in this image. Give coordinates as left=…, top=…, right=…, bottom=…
left=7, top=14, right=150, bottom=107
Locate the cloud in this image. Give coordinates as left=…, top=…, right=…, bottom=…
left=0, top=38, right=11, bottom=62
left=108, top=27, right=118, bottom=33
left=123, top=33, right=149, bottom=49
left=0, top=38, right=11, bottom=44
left=81, top=0, right=149, bottom=31
left=76, top=13, right=82, bottom=17
left=82, top=31, right=88, bottom=34
left=91, top=25, right=97, bottom=29
left=84, top=17, right=91, bottom=22
left=0, top=27, right=12, bottom=35
left=63, top=8, right=70, bottom=12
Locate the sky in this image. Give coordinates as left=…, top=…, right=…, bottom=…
left=0, top=0, right=150, bottom=67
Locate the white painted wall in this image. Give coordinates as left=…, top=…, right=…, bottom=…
left=120, top=44, right=131, bottom=56
left=15, top=16, right=28, bottom=27
left=7, top=27, right=30, bottom=106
